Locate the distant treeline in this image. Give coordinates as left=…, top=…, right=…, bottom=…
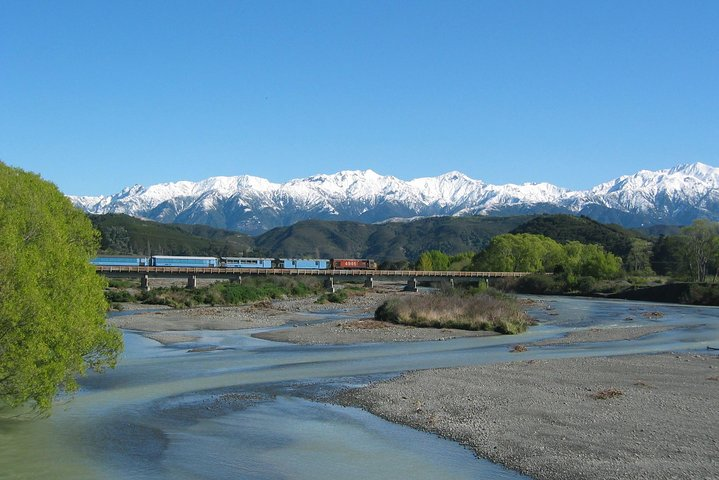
left=89, top=213, right=719, bottom=285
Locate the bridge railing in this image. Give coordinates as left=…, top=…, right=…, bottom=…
left=95, top=265, right=530, bottom=278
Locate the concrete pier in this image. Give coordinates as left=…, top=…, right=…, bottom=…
left=187, top=275, right=198, bottom=289
left=364, top=277, right=374, bottom=288
left=404, top=277, right=418, bottom=292
left=140, top=274, right=150, bottom=291
left=324, top=277, right=336, bottom=293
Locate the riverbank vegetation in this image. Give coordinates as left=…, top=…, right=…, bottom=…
left=0, top=163, right=122, bottom=412
left=108, top=277, right=325, bottom=309
left=375, top=290, right=534, bottom=334
left=316, top=285, right=367, bottom=304
left=412, top=217, right=719, bottom=305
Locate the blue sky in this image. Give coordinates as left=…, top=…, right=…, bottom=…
left=2, top=1, right=717, bottom=196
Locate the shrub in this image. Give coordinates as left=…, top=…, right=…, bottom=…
left=514, top=274, right=557, bottom=294
left=375, top=290, right=534, bottom=334
left=136, top=278, right=324, bottom=307
left=316, top=289, right=349, bottom=304
left=591, top=388, right=623, bottom=400
left=575, top=276, right=596, bottom=295
left=105, top=289, right=134, bottom=303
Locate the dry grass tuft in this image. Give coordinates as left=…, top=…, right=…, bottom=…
left=591, top=388, right=624, bottom=400
left=342, top=319, right=392, bottom=330
left=375, top=290, right=534, bottom=335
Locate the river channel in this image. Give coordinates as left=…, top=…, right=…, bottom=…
left=1, top=296, right=717, bottom=479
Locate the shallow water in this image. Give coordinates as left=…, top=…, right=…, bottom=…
left=1, top=296, right=717, bottom=479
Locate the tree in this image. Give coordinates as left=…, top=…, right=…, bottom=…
left=681, top=220, right=719, bottom=283
left=625, top=238, right=654, bottom=274
left=416, top=250, right=450, bottom=271
left=0, top=163, right=122, bottom=411
left=651, top=234, right=691, bottom=277
left=472, top=233, right=565, bottom=273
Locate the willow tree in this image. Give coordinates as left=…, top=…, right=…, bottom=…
left=681, top=220, right=719, bottom=282
left=0, top=163, right=122, bottom=411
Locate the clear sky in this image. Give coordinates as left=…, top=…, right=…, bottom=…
left=2, top=0, right=717, bottom=196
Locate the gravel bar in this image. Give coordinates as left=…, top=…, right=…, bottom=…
left=337, top=353, right=719, bottom=480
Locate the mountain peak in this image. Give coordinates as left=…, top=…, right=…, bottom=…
left=69, top=163, right=719, bottom=233
left=669, top=162, right=718, bottom=180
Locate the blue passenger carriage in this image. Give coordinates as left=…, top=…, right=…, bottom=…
left=91, top=255, right=149, bottom=266
left=151, top=255, right=219, bottom=267
left=220, top=257, right=273, bottom=269
left=277, top=258, right=330, bottom=270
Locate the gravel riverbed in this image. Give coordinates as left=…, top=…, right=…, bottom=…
left=337, top=353, right=719, bottom=480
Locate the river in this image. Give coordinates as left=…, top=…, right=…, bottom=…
left=1, top=296, right=717, bottom=479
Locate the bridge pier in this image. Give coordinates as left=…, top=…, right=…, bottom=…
left=187, top=275, right=197, bottom=289
left=140, top=274, right=150, bottom=291
left=447, top=277, right=455, bottom=289
left=230, top=275, right=242, bottom=284
left=324, top=277, right=335, bottom=293
left=364, top=277, right=374, bottom=288
left=404, top=277, right=418, bottom=292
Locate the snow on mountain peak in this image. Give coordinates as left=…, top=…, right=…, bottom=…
left=669, top=162, right=719, bottom=181
left=69, top=163, right=719, bottom=233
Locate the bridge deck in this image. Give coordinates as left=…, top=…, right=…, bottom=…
left=95, top=266, right=528, bottom=279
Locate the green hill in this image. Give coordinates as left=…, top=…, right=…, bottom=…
left=90, top=213, right=661, bottom=265
left=88, top=213, right=530, bottom=262
left=510, top=214, right=641, bottom=259
left=253, top=216, right=530, bottom=263
left=89, top=214, right=255, bottom=257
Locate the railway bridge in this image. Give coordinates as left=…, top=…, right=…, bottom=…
left=95, top=265, right=531, bottom=292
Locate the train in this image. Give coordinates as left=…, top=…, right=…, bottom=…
left=91, top=255, right=378, bottom=270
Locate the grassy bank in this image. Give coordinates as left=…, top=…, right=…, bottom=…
left=375, top=290, right=534, bottom=334
left=106, top=277, right=325, bottom=309
left=607, top=282, right=719, bottom=305
left=496, top=274, right=719, bottom=306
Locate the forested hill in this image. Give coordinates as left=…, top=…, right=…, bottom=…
left=511, top=214, right=644, bottom=259
left=90, top=213, right=648, bottom=264
left=89, top=214, right=254, bottom=257
left=253, top=216, right=530, bottom=264
left=89, top=213, right=530, bottom=262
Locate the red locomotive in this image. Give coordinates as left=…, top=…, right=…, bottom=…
left=330, top=258, right=378, bottom=270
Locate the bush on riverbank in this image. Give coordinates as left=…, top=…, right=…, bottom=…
left=608, top=282, right=719, bottom=306
left=316, top=285, right=366, bottom=304
left=375, top=290, right=534, bottom=334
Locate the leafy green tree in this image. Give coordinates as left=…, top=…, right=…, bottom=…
left=652, top=234, right=691, bottom=277
left=448, top=251, right=474, bottom=271
left=681, top=220, right=719, bottom=282
left=472, top=233, right=622, bottom=283
left=472, top=233, right=565, bottom=273
left=0, top=163, right=122, bottom=411
left=625, top=238, right=654, bottom=274
left=576, top=243, right=623, bottom=279
left=416, top=250, right=450, bottom=271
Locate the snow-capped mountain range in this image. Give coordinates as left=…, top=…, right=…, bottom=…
left=70, top=163, right=719, bottom=234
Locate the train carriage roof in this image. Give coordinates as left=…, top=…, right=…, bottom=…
left=152, top=255, right=218, bottom=260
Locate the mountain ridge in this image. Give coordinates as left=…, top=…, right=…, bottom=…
left=71, top=163, right=719, bottom=234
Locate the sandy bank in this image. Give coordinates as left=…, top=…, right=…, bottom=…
left=107, top=289, right=407, bottom=345
left=337, top=353, right=719, bottom=480
left=107, top=304, right=316, bottom=332
left=528, top=325, right=673, bottom=347
left=253, top=318, right=497, bottom=344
